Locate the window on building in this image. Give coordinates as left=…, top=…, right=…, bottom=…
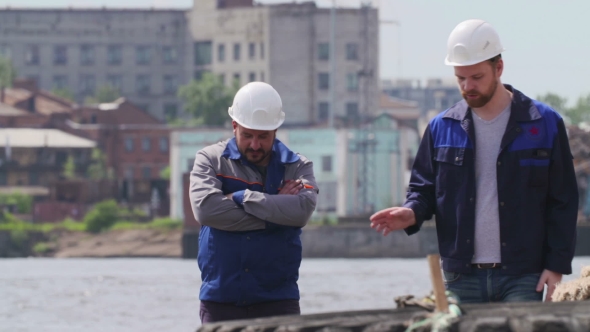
left=260, top=42, right=264, bottom=59
left=249, top=42, right=255, bottom=60
left=125, top=137, right=134, bottom=152
left=347, top=73, right=359, bottom=91
left=159, top=137, right=169, bottom=152
left=321, top=155, right=333, bottom=172
left=249, top=72, right=256, bottom=82
left=318, top=42, right=329, bottom=60
left=162, top=46, right=178, bottom=64
left=0, top=172, right=7, bottom=185
left=136, top=46, right=152, bottom=65
left=233, top=73, right=241, bottom=85
left=142, top=137, right=151, bottom=151
left=29, top=171, right=39, bottom=185
left=80, top=45, right=95, bottom=66
left=142, top=166, right=151, bottom=179
left=194, top=70, right=209, bottom=81
left=106, top=75, right=123, bottom=92
left=90, top=114, right=97, bottom=124
left=0, top=45, right=11, bottom=58
left=136, top=75, right=151, bottom=95
left=125, top=166, right=134, bottom=179
left=53, top=45, right=67, bottom=65
left=164, top=103, right=177, bottom=121
left=53, top=75, right=68, bottom=90
left=318, top=102, right=329, bottom=121
left=233, top=43, right=241, bottom=61
left=318, top=73, right=329, bottom=90
left=316, top=181, right=337, bottom=212
left=346, top=102, right=359, bottom=122
left=346, top=43, right=359, bottom=60
left=217, top=43, right=225, bottom=62
left=25, top=45, right=40, bottom=65
left=107, top=45, right=122, bottom=65
left=194, top=41, right=212, bottom=66
left=79, top=75, right=96, bottom=95
left=163, top=75, right=177, bottom=95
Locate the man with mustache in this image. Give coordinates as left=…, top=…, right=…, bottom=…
left=190, top=82, right=318, bottom=323
left=370, top=19, right=578, bottom=303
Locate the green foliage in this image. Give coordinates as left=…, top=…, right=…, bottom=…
left=0, top=55, right=16, bottom=89
left=177, top=72, right=239, bottom=126
left=51, top=88, right=75, bottom=102
left=9, top=229, right=28, bottom=249
left=86, top=148, right=112, bottom=180
left=62, top=155, right=77, bottom=179
left=85, top=85, right=120, bottom=105
left=33, top=242, right=54, bottom=254
left=84, top=199, right=119, bottom=233
left=537, top=92, right=590, bottom=125
left=110, top=217, right=182, bottom=231
left=159, top=165, right=171, bottom=180
left=0, top=193, right=33, bottom=214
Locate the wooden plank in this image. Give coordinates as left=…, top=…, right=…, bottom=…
left=427, top=254, right=449, bottom=313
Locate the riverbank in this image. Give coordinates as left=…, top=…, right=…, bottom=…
left=0, top=228, right=182, bottom=258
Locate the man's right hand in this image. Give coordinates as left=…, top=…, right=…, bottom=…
left=278, top=179, right=303, bottom=195
left=369, top=207, right=416, bottom=236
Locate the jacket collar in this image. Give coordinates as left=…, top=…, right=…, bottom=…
left=222, top=137, right=300, bottom=164
left=443, top=84, right=542, bottom=123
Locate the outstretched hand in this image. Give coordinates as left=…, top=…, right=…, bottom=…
left=370, top=207, right=416, bottom=236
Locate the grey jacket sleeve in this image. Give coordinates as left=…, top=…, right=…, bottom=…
left=189, top=149, right=267, bottom=232
left=241, top=156, right=318, bottom=228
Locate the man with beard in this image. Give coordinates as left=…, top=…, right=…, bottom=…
left=190, top=82, right=318, bottom=323
left=370, top=19, right=578, bottom=303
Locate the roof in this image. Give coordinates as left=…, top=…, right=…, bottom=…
left=0, top=102, right=27, bottom=116
left=0, top=186, right=50, bottom=196
left=0, top=128, right=96, bottom=148
left=379, top=94, right=419, bottom=109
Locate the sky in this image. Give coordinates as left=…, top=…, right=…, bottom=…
left=1, top=0, right=588, bottom=106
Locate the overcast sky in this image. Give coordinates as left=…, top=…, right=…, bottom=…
left=1, top=0, right=588, bottom=106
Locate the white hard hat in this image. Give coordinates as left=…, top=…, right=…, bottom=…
left=444, top=19, right=505, bottom=66
left=228, top=82, right=285, bottom=130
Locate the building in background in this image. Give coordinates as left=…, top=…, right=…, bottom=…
left=0, top=0, right=379, bottom=125
left=0, top=8, right=188, bottom=120
left=189, top=0, right=379, bottom=126
left=381, top=78, right=462, bottom=121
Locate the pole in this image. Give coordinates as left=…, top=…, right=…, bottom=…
left=328, top=0, right=336, bottom=128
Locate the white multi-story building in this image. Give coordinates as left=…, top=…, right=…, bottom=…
left=0, top=0, right=379, bottom=125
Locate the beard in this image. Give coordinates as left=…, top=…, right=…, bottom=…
left=240, top=147, right=272, bottom=165
left=461, top=79, right=498, bottom=108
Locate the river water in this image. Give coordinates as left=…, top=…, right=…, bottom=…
left=2, top=257, right=589, bottom=332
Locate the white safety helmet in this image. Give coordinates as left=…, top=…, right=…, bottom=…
left=228, top=82, right=285, bottom=131
left=444, top=19, right=505, bottom=66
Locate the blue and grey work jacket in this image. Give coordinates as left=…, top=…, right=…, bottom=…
left=404, top=85, right=578, bottom=275
left=190, top=137, right=318, bottom=305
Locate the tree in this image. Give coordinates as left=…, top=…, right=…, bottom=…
left=0, top=55, right=15, bottom=90
left=568, top=93, right=590, bottom=125
left=537, top=93, right=568, bottom=113
left=86, top=148, right=113, bottom=180
left=51, top=88, right=75, bottom=102
left=62, top=155, right=77, bottom=179
left=159, top=165, right=170, bottom=180
left=85, top=85, right=120, bottom=105
left=177, top=72, right=239, bottom=126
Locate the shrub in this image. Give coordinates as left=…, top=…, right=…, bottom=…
left=84, top=199, right=119, bottom=233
